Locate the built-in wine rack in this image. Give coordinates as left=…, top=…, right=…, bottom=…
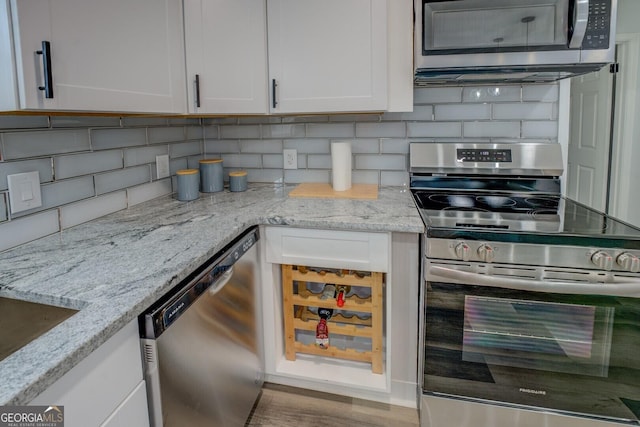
left=281, top=264, right=384, bottom=374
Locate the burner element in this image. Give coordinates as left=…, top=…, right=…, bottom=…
left=525, top=196, right=560, bottom=209
left=429, top=194, right=475, bottom=207
left=476, top=196, right=517, bottom=209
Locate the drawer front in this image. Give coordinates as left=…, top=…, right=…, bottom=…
left=264, top=226, right=389, bottom=272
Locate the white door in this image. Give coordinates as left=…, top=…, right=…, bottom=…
left=10, top=0, right=186, bottom=113
left=608, top=34, right=640, bottom=227
left=567, top=68, right=614, bottom=211
left=267, top=0, right=388, bottom=113
left=183, top=0, right=268, bottom=114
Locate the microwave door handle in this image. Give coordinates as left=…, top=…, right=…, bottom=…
left=429, top=265, right=640, bottom=297
left=569, top=0, right=590, bottom=48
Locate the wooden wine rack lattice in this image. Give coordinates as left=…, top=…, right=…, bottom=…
left=281, top=264, right=384, bottom=374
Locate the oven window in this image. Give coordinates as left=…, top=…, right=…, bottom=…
left=424, top=281, right=640, bottom=422
left=462, top=296, right=614, bottom=377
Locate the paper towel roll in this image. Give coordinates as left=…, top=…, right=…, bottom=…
left=331, top=141, right=352, bottom=191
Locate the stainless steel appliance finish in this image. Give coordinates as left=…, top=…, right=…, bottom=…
left=414, top=0, right=617, bottom=84
left=140, top=227, right=263, bottom=427
left=411, top=142, right=640, bottom=427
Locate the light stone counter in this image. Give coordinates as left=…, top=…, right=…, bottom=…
left=0, top=184, right=423, bottom=405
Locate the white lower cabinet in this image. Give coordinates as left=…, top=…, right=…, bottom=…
left=100, top=382, right=149, bottom=427
left=30, top=319, right=149, bottom=427
left=261, top=226, right=419, bottom=408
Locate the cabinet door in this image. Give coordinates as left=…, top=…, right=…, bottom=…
left=9, top=0, right=186, bottom=113
left=184, top=0, right=268, bottom=114
left=30, top=320, right=146, bottom=427
left=267, top=0, right=387, bottom=114
left=100, top=382, right=150, bottom=427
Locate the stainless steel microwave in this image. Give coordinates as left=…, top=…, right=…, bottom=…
left=414, top=0, right=618, bottom=84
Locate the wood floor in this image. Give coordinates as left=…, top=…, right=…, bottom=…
left=246, top=383, right=420, bottom=427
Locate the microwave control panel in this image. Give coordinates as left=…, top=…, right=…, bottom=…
left=583, top=0, right=611, bottom=50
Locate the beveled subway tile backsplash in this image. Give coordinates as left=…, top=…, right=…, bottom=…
left=435, top=104, right=491, bottom=121
left=95, top=165, right=151, bottom=196
left=0, top=210, right=59, bottom=252
left=90, top=128, right=147, bottom=150
left=0, top=115, right=49, bottom=129
left=463, top=121, right=521, bottom=138
left=127, top=179, right=172, bottom=207
left=0, top=84, right=561, bottom=251
left=493, top=103, right=554, bottom=120
left=0, top=158, right=53, bottom=191
left=148, top=126, right=186, bottom=144
left=54, top=150, right=124, bottom=180
left=0, top=194, right=6, bottom=222
left=124, top=145, right=169, bottom=168
left=2, top=129, right=90, bottom=160
left=60, top=191, right=127, bottom=230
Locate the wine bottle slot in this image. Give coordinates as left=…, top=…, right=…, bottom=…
left=315, top=307, right=333, bottom=349
left=336, top=285, right=351, bottom=307
left=320, top=284, right=336, bottom=300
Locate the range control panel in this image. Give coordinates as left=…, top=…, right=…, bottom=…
left=456, top=148, right=512, bottom=163
left=427, top=238, right=640, bottom=273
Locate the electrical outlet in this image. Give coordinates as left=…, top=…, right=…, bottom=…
left=156, top=154, right=170, bottom=179
left=283, top=149, right=297, bottom=170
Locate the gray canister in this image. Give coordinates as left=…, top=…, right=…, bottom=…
left=229, top=170, right=248, bottom=192
left=199, top=159, right=224, bottom=192
left=176, top=169, right=200, bottom=201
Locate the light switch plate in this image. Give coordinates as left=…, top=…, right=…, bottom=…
left=283, top=149, right=297, bottom=170
left=7, top=171, right=42, bottom=214
left=156, top=154, right=170, bottom=179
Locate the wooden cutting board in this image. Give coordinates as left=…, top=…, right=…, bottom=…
left=289, top=183, right=378, bottom=199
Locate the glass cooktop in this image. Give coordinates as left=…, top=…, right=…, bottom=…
left=412, top=189, right=640, bottom=247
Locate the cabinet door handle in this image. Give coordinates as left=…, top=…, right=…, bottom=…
left=36, top=41, right=54, bottom=99
left=272, top=78, right=278, bottom=109
left=195, top=74, right=201, bottom=108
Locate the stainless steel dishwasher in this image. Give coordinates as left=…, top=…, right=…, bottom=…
left=140, top=226, right=263, bottom=427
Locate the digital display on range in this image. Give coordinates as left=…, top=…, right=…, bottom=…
left=457, top=149, right=512, bottom=162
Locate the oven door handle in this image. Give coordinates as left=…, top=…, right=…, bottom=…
left=429, top=266, right=640, bottom=297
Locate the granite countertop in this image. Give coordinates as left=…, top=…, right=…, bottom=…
left=0, top=184, right=423, bottom=405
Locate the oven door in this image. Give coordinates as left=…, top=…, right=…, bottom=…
left=424, top=260, right=640, bottom=423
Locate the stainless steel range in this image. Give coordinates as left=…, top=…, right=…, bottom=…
left=410, top=142, right=640, bottom=427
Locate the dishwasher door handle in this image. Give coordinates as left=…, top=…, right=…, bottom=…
left=208, top=267, right=234, bottom=297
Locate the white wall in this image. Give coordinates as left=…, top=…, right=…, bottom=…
left=612, top=0, right=640, bottom=226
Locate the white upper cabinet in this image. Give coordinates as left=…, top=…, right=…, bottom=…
left=0, top=0, right=412, bottom=114
left=1, top=0, right=186, bottom=113
left=184, top=0, right=269, bottom=114
left=267, top=0, right=388, bottom=114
